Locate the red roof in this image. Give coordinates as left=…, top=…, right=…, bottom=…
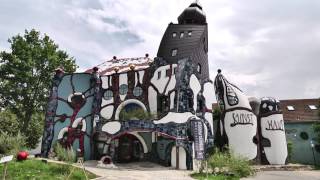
left=280, top=99, right=320, bottom=123
left=85, top=56, right=153, bottom=75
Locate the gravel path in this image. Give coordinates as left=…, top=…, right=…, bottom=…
left=241, top=170, right=320, bottom=180
left=83, top=161, right=194, bottom=180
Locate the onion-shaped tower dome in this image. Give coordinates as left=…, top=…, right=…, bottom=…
left=178, top=0, right=206, bottom=25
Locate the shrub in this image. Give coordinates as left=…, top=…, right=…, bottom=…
left=208, top=149, right=254, bottom=178
left=0, top=131, right=26, bottom=156
left=287, top=140, right=293, bottom=162
left=54, top=143, right=76, bottom=163
left=0, top=110, right=43, bottom=149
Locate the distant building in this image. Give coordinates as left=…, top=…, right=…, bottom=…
left=281, top=98, right=320, bottom=165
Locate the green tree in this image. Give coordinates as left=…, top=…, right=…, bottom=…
left=0, top=29, right=77, bottom=148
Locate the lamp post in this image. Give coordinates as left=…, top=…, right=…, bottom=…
left=310, top=140, right=317, bottom=166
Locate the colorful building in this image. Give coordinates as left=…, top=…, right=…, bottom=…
left=41, top=1, right=215, bottom=170
left=40, top=1, right=294, bottom=169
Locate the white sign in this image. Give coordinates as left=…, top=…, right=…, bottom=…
left=0, top=155, right=13, bottom=164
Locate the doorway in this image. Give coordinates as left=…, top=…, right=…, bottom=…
left=117, top=134, right=144, bottom=163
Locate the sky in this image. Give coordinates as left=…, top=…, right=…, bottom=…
left=0, top=0, right=319, bottom=100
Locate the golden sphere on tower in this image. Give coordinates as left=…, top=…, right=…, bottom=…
left=129, top=64, right=136, bottom=70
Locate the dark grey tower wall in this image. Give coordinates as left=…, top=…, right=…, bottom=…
left=156, top=2, right=209, bottom=79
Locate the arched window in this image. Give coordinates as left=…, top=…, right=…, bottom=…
left=197, top=64, right=201, bottom=74
left=171, top=49, right=178, bottom=56
left=172, top=32, right=177, bottom=38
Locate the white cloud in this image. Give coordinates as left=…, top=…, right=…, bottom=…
left=0, top=0, right=319, bottom=100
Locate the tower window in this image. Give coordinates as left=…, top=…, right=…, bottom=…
left=172, top=32, right=177, bottom=38
left=166, top=69, right=171, bottom=77
left=173, top=67, right=177, bottom=74
left=171, top=49, right=178, bottom=56
left=197, top=64, right=201, bottom=74
left=180, top=32, right=184, bottom=38
left=188, top=31, right=192, bottom=36
left=157, top=71, right=161, bottom=79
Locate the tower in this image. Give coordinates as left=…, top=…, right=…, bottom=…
left=157, top=1, right=209, bottom=80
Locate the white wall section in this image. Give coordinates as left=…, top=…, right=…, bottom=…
left=171, top=146, right=187, bottom=170
left=148, top=86, right=158, bottom=114
left=189, top=74, right=201, bottom=111
left=203, top=82, right=215, bottom=109
left=261, top=114, right=287, bottom=164
left=170, top=92, right=175, bottom=110
left=154, top=112, right=195, bottom=124
left=224, top=110, right=257, bottom=160
left=101, top=121, right=121, bottom=135
left=100, top=106, right=114, bottom=120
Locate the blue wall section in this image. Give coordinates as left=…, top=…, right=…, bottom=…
left=285, top=122, right=320, bottom=165
left=51, top=73, right=94, bottom=160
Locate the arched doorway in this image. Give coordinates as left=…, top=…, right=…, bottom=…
left=114, top=134, right=144, bottom=163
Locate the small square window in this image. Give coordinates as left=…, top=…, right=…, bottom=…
left=172, top=32, right=177, bottom=38
left=180, top=32, right=184, bottom=38
left=173, top=67, right=177, bottom=74
left=287, top=106, right=295, bottom=111
left=171, top=49, right=178, bottom=56
left=308, top=105, right=317, bottom=110
left=188, top=31, right=192, bottom=36
left=166, top=69, right=171, bottom=77
left=157, top=71, right=161, bottom=79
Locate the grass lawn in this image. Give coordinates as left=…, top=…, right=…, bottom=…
left=191, top=173, right=240, bottom=180
left=0, top=159, right=97, bottom=180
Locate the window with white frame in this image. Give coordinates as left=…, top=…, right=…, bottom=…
left=171, top=49, right=178, bottom=56
left=308, top=105, right=317, bottom=110
left=287, top=106, right=295, bottom=111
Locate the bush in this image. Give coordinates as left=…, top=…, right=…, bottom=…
left=0, top=110, right=43, bottom=149
left=207, top=149, right=254, bottom=178
left=0, top=131, right=26, bottom=156
left=54, top=143, right=76, bottom=163
left=287, top=141, right=293, bottom=162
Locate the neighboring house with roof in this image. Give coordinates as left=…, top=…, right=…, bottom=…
left=281, top=98, right=320, bottom=165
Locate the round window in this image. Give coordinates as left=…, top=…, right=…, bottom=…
left=119, top=84, right=128, bottom=95
left=133, top=87, right=143, bottom=97
left=300, top=132, right=309, bottom=140
left=104, top=90, right=113, bottom=100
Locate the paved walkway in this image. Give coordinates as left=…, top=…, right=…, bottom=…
left=242, top=171, right=320, bottom=180
left=83, top=161, right=193, bottom=180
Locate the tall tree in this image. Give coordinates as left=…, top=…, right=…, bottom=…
left=0, top=29, right=77, bottom=147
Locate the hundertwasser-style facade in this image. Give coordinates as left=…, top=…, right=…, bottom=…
left=41, top=1, right=289, bottom=169
left=41, top=2, right=215, bottom=170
